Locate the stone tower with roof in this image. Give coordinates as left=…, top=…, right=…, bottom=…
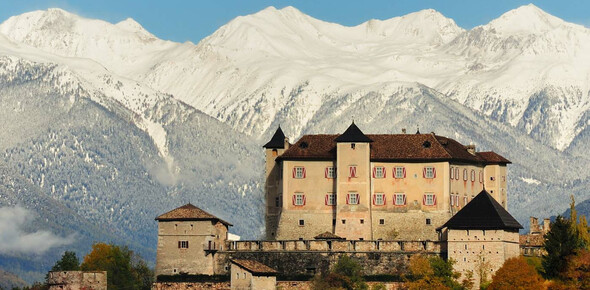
left=155, top=203, right=232, bottom=276
left=263, top=122, right=511, bottom=241
left=437, top=190, right=522, bottom=288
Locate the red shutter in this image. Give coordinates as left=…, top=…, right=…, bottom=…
left=383, top=168, right=386, bottom=178
left=403, top=167, right=406, bottom=178
left=292, top=168, right=296, bottom=178
left=433, top=168, right=437, bottom=178
left=356, top=194, right=360, bottom=204
left=403, top=194, right=407, bottom=205
left=303, top=195, right=306, bottom=205
left=292, top=195, right=296, bottom=205
left=372, top=195, right=376, bottom=205
left=423, top=168, right=426, bottom=178
left=372, top=167, right=376, bottom=178
left=186, top=241, right=189, bottom=248
left=178, top=241, right=181, bottom=248
left=433, top=195, right=437, bottom=205
left=303, top=167, right=306, bottom=178
left=422, top=195, right=426, bottom=205
left=383, top=194, right=387, bottom=205
left=325, top=168, right=328, bottom=178
left=325, top=195, right=328, bottom=205
left=346, top=194, right=350, bottom=204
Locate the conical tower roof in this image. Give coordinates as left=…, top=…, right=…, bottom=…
left=334, top=122, right=373, bottom=143
left=438, top=190, right=522, bottom=230
left=263, top=126, right=287, bottom=148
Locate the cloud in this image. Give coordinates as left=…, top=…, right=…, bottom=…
left=0, top=205, right=75, bottom=255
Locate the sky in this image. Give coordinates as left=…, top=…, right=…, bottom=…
left=0, top=0, right=588, bottom=43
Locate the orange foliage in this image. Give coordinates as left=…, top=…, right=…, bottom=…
left=488, top=257, right=545, bottom=290
left=557, top=249, right=590, bottom=289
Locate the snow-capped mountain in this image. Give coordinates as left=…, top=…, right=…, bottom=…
left=1, top=4, right=588, bottom=151
left=1, top=4, right=590, bottom=282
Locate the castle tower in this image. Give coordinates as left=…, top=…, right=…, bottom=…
left=437, top=190, right=522, bottom=289
left=155, top=204, right=231, bottom=276
left=263, top=127, right=289, bottom=240
left=334, top=122, right=373, bottom=240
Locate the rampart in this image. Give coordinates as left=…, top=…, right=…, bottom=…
left=214, top=240, right=445, bottom=277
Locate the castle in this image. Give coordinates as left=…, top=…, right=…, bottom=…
left=153, top=123, right=522, bottom=289
left=264, top=123, right=511, bottom=241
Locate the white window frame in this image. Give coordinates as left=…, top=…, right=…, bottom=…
left=463, top=169, right=468, bottom=181
left=374, top=193, right=385, bottom=206
left=450, top=167, right=455, bottom=180
left=294, top=193, right=305, bottom=206
left=326, top=166, right=336, bottom=179
left=394, top=166, right=405, bottom=178
left=326, top=193, right=336, bottom=206
left=471, top=170, right=476, bottom=182
left=374, top=166, right=385, bottom=178
left=394, top=193, right=406, bottom=206
left=424, top=166, right=435, bottom=179
left=294, top=167, right=305, bottom=179
left=347, top=193, right=359, bottom=205
left=425, top=193, right=435, bottom=206
left=464, top=196, right=468, bottom=206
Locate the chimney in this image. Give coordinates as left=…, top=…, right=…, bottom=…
left=284, top=137, right=290, bottom=150
left=466, top=144, right=476, bottom=155
left=530, top=217, right=539, bottom=234
left=543, top=218, right=550, bottom=234
left=402, top=128, right=406, bottom=134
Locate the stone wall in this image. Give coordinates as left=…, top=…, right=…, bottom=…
left=47, top=271, right=106, bottom=290
left=152, top=282, right=230, bottom=290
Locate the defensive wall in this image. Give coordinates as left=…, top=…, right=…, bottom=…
left=212, top=240, right=445, bottom=276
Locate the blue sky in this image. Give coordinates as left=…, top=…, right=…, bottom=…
left=0, top=0, right=588, bottom=43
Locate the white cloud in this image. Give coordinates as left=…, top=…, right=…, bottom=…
left=0, top=205, right=75, bottom=255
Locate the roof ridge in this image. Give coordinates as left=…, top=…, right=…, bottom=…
left=432, top=135, right=453, bottom=159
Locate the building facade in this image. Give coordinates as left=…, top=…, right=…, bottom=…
left=155, top=203, right=231, bottom=276
left=264, top=123, right=511, bottom=241
left=47, top=271, right=107, bottom=290
left=437, top=191, right=522, bottom=289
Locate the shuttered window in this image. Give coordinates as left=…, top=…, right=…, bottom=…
left=423, top=166, right=436, bottom=179
left=349, top=166, right=357, bottom=178
left=394, top=194, right=407, bottom=206
left=293, top=193, right=306, bottom=206
left=293, top=167, right=306, bottom=179
left=423, top=193, right=437, bottom=206
left=347, top=193, right=360, bottom=205
left=394, top=167, right=406, bottom=178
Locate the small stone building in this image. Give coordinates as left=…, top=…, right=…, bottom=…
left=230, top=259, right=277, bottom=290
left=520, top=216, right=550, bottom=257
left=47, top=271, right=106, bottom=290
left=155, top=203, right=231, bottom=277
left=437, top=190, right=522, bottom=289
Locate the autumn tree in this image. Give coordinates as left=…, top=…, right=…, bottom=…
left=556, top=249, right=590, bottom=289
left=405, top=255, right=462, bottom=290
left=488, top=257, right=545, bottom=290
left=312, top=255, right=367, bottom=290
left=80, top=242, right=153, bottom=290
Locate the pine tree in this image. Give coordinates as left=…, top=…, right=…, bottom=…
left=542, top=216, right=583, bottom=278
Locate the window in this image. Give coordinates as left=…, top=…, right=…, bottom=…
left=394, top=193, right=407, bottom=206
left=464, top=196, right=468, bottom=205
left=360, top=219, right=364, bottom=224
left=463, top=169, right=468, bottom=181
left=373, top=166, right=385, bottom=178
left=455, top=168, right=459, bottom=180
left=275, top=197, right=280, bottom=207
left=423, top=166, right=436, bottom=178
left=479, top=171, right=484, bottom=183
left=426, top=218, right=432, bottom=225
left=347, top=193, right=360, bottom=205
left=293, top=166, right=306, bottom=179
left=450, top=167, right=455, bottom=180
left=471, top=170, right=475, bottom=182
left=349, top=166, right=357, bottom=178
left=333, top=219, right=336, bottom=226
left=394, top=166, right=406, bottom=178
left=178, top=240, right=189, bottom=249
left=272, top=149, right=278, bottom=156
left=379, top=219, right=385, bottom=225
left=325, top=193, right=336, bottom=206
left=373, top=193, right=385, bottom=206
left=342, top=219, right=346, bottom=224
left=502, top=176, right=506, bottom=182
left=325, top=166, right=336, bottom=178
left=299, top=219, right=305, bottom=226
left=450, top=194, right=455, bottom=207
left=423, top=193, right=436, bottom=206
left=293, top=193, right=306, bottom=206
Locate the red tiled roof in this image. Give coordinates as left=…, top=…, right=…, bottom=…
left=231, top=259, right=278, bottom=276
left=277, top=133, right=507, bottom=164
left=155, top=203, right=232, bottom=226
left=520, top=234, right=544, bottom=247
left=314, top=231, right=345, bottom=240
left=477, top=152, right=512, bottom=164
